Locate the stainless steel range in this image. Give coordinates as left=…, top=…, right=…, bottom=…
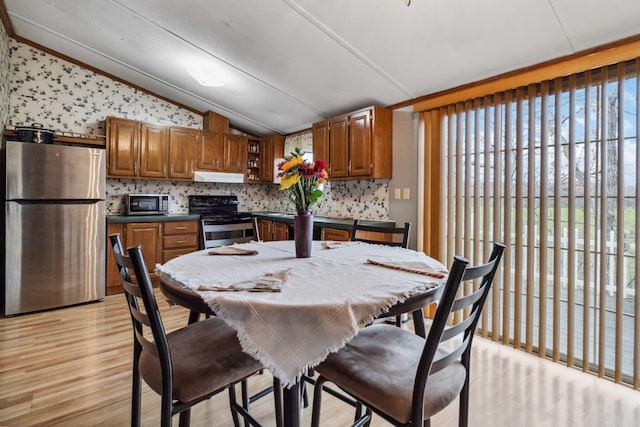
left=189, top=195, right=255, bottom=248
left=188, top=195, right=252, bottom=223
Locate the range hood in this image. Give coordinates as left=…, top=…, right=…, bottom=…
left=193, top=171, right=245, bottom=183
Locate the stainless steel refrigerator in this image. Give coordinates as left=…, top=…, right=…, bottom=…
left=2, top=140, right=106, bottom=316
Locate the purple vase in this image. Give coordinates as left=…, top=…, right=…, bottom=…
left=294, top=211, right=313, bottom=258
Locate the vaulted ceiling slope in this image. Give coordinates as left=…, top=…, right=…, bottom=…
left=4, top=0, right=640, bottom=136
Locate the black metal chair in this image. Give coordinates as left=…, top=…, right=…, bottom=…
left=310, top=243, right=505, bottom=427
left=109, top=233, right=269, bottom=427
left=158, top=224, right=283, bottom=427
left=352, top=219, right=416, bottom=329
left=201, top=217, right=260, bottom=248
left=351, top=219, right=411, bottom=248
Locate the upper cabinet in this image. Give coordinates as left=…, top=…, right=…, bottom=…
left=259, top=134, right=284, bottom=183
left=107, top=111, right=282, bottom=184
left=313, top=105, right=392, bottom=180
left=106, top=116, right=170, bottom=179
left=168, top=127, right=197, bottom=180
left=223, top=134, right=248, bottom=173
left=312, top=120, right=330, bottom=169
left=140, top=123, right=169, bottom=178
left=196, top=132, right=224, bottom=171
left=195, top=132, right=247, bottom=174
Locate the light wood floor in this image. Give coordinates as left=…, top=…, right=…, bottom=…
left=1, top=290, right=639, bottom=427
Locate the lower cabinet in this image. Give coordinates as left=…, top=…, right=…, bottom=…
left=321, top=227, right=351, bottom=241
left=106, top=223, right=125, bottom=295
left=106, top=219, right=198, bottom=295
left=162, top=221, right=199, bottom=262
left=257, top=219, right=289, bottom=241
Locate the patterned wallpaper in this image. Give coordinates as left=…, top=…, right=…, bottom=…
left=0, top=23, right=10, bottom=131
left=7, top=39, right=390, bottom=220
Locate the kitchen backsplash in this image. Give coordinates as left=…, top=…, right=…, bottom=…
left=6, top=38, right=390, bottom=220
left=107, top=178, right=390, bottom=219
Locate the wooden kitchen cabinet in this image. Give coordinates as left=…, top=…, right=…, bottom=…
left=329, top=115, right=350, bottom=178
left=106, top=220, right=199, bottom=295
left=106, top=116, right=170, bottom=179
left=259, top=134, right=284, bottom=183
left=162, top=220, right=199, bottom=262
left=168, top=127, right=197, bottom=179
left=257, top=219, right=289, bottom=241
left=106, top=117, right=139, bottom=178
left=321, top=227, right=351, bottom=241
left=314, top=105, right=392, bottom=180
left=125, top=223, right=163, bottom=280
left=139, top=123, right=169, bottom=178
left=312, top=120, right=330, bottom=166
left=196, top=131, right=247, bottom=175
left=196, top=132, right=225, bottom=171
left=106, top=223, right=125, bottom=295
left=223, top=134, right=248, bottom=173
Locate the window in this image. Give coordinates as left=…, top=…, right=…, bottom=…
left=432, top=58, right=640, bottom=387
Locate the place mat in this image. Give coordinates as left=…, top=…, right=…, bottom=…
left=367, top=259, right=447, bottom=279
left=322, top=241, right=359, bottom=249
left=198, top=269, right=291, bottom=292
left=208, top=246, right=258, bottom=256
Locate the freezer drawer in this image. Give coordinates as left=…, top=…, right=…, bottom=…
left=3, top=201, right=105, bottom=315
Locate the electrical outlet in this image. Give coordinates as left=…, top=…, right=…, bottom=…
left=403, top=188, right=410, bottom=200
left=394, top=188, right=401, bottom=200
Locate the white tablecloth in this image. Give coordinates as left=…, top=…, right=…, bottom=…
left=156, top=240, right=446, bottom=386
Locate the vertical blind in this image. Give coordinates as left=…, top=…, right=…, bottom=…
left=428, top=57, right=640, bottom=388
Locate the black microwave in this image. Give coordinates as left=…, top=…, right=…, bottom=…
left=125, top=194, right=169, bottom=215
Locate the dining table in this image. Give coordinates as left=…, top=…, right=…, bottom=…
left=156, top=239, right=447, bottom=427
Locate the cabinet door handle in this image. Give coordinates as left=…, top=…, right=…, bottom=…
left=175, top=226, right=187, bottom=230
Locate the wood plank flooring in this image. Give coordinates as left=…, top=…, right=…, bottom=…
left=1, top=290, right=639, bottom=426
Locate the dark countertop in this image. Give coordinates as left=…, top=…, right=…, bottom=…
left=107, top=212, right=395, bottom=230
left=106, top=213, right=200, bottom=223
left=251, top=212, right=395, bottom=230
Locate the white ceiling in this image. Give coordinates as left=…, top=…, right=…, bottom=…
left=5, top=0, right=640, bottom=136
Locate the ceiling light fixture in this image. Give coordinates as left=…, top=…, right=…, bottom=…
left=406, top=0, right=411, bottom=5
left=187, top=66, right=224, bottom=87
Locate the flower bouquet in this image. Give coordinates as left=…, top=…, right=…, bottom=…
left=277, top=148, right=328, bottom=257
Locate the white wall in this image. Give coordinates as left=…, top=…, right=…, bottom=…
left=389, top=108, right=419, bottom=249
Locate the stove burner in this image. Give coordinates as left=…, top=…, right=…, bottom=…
left=189, top=195, right=252, bottom=224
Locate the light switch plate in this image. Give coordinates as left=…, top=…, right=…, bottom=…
left=403, top=188, right=410, bottom=200
left=394, top=188, right=401, bottom=200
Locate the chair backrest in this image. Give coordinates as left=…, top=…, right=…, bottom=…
left=411, top=242, right=505, bottom=422
left=351, top=219, right=411, bottom=248
left=202, top=218, right=260, bottom=249
left=108, top=234, right=173, bottom=390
